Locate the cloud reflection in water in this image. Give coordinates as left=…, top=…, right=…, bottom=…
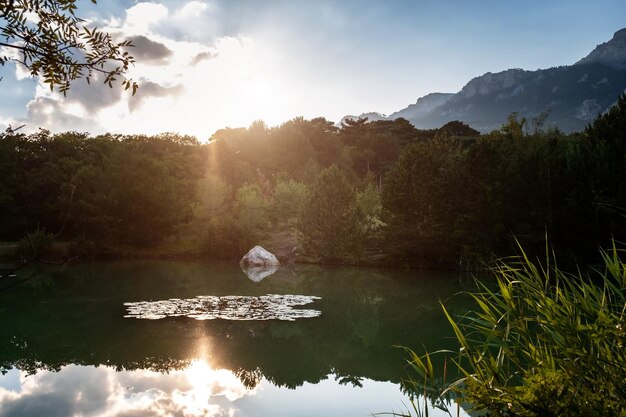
left=0, top=361, right=249, bottom=417
left=0, top=363, right=466, bottom=417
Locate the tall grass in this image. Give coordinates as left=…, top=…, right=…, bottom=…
left=400, top=242, right=626, bottom=417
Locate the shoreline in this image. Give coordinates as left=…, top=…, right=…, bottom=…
left=0, top=240, right=467, bottom=272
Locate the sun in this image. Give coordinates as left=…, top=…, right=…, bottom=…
left=119, top=35, right=297, bottom=139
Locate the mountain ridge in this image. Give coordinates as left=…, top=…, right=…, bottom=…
left=344, top=28, right=626, bottom=133
left=575, top=28, right=626, bottom=69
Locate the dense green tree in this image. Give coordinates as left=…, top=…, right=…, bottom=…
left=235, top=183, right=269, bottom=235
left=74, top=145, right=183, bottom=244
left=339, top=118, right=422, bottom=178
left=499, top=112, right=527, bottom=139
left=267, top=121, right=316, bottom=179
left=438, top=120, right=480, bottom=137
left=339, top=117, right=369, bottom=147
left=193, top=174, right=231, bottom=220
left=585, top=93, right=626, bottom=232
left=1, top=108, right=624, bottom=266
left=272, top=179, right=308, bottom=225
left=298, top=165, right=361, bottom=260
left=355, top=183, right=384, bottom=237
left=0, top=129, right=89, bottom=238
left=382, top=137, right=468, bottom=266
left=586, top=93, right=626, bottom=153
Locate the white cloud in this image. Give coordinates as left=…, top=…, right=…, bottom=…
left=0, top=47, right=32, bottom=81
left=13, top=0, right=364, bottom=139
left=169, top=1, right=221, bottom=41
left=13, top=63, right=32, bottom=81
left=0, top=116, right=18, bottom=132
left=16, top=21, right=299, bottom=138
left=174, top=1, right=211, bottom=20
left=124, top=2, right=169, bottom=34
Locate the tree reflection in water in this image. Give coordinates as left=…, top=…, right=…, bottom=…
left=0, top=261, right=475, bottom=416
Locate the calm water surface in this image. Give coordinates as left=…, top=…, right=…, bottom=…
left=0, top=261, right=473, bottom=417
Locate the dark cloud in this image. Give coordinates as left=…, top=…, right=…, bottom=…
left=190, top=51, right=218, bottom=66
left=24, top=97, right=105, bottom=133
left=63, top=73, right=123, bottom=115
left=0, top=366, right=111, bottom=417
left=17, top=71, right=124, bottom=134
left=1, top=392, right=75, bottom=417
left=126, top=35, right=173, bottom=64
left=128, top=81, right=185, bottom=112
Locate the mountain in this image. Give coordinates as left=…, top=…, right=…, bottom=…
left=345, top=28, right=626, bottom=133
left=575, top=28, right=626, bottom=69
left=339, top=112, right=389, bottom=126
left=389, top=93, right=454, bottom=121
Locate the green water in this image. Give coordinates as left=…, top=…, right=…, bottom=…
left=0, top=261, right=472, bottom=417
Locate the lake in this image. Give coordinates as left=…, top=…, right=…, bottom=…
left=0, top=260, right=473, bottom=417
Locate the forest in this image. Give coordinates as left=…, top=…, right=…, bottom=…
left=1, top=95, right=625, bottom=269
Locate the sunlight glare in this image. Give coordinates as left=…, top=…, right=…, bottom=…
left=184, top=359, right=254, bottom=401
left=185, top=359, right=213, bottom=388
left=117, top=35, right=296, bottom=139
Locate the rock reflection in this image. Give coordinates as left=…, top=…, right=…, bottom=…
left=240, top=264, right=279, bottom=282
left=124, top=294, right=321, bottom=321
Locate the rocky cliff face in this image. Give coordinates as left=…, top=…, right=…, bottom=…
left=407, top=62, right=626, bottom=132
left=576, top=28, right=626, bottom=69
left=389, top=92, right=454, bottom=121
left=457, top=69, right=529, bottom=99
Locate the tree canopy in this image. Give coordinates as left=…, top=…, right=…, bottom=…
left=0, top=103, right=624, bottom=266
left=0, top=0, right=136, bottom=94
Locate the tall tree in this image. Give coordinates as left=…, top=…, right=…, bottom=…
left=298, top=165, right=361, bottom=260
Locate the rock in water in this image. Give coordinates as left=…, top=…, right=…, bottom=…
left=240, top=246, right=280, bottom=282
left=240, top=245, right=281, bottom=267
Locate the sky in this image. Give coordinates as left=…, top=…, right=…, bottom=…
left=1, top=0, right=625, bottom=140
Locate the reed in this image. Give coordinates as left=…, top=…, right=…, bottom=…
left=398, top=241, right=626, bottom=417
